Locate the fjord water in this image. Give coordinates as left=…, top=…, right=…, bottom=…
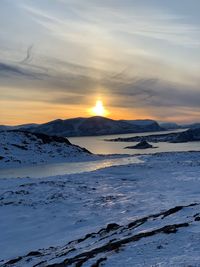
left=1, top=129, right=199, bottom=179
left=69, top=129, right=200, bottom=155
left=0, top=156, right=142, bottom=179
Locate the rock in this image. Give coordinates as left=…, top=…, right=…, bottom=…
left=125, top=140, right=155, bottom=149
left=26, top=251, right=42, bottom=257
left=91, top=257, right=107, bottom=267
left=106, top=223, right=120, bottom=232
left=6, top=256, right=23, bottom=264
left=195, top=216, right=200, bottom=221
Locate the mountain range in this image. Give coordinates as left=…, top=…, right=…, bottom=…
left=1, top=116, right=199, bottom=137
left=20, top=116, right=163, bottom=137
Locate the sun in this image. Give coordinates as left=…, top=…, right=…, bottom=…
left=91, top=100, right=108, bottom=116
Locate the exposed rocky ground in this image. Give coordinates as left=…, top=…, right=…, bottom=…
left=2, top=203, right=200, bottom=267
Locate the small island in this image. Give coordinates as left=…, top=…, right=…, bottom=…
left=125, top=140, right=156, bottom=149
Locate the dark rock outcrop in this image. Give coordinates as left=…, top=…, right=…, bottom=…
left=125, top=140, right=155, bottom=149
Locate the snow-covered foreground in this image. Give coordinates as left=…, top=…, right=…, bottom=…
left=1, top=151, right=200, bottom=266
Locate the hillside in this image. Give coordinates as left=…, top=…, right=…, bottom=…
left=0, top=131, right=92, bottom=168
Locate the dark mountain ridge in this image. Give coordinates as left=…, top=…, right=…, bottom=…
left=24, top=116, right=164, bottom=137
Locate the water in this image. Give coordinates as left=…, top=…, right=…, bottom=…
left=1, top=129, right=199, bottom=179
left=0, top=156, right=142, bottom=179
left=69, top=129, right=200, bottom=155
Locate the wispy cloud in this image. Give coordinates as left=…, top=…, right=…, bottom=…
left=21, top=1, right=200, bottom=48
left=20, top=45, right=34, bottom=64
left=0, top=62, right=36, bottom=78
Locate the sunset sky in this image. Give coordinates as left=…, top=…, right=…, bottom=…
left=0, top=0, right=200, bottom=125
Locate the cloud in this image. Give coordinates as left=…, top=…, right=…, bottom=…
left=0, top=0, right=200, bottom=123
left=1, top=53, right=200, bottom=112
left=21, top=0, right=200, bottom=49
left=0, top=62, right=35, bottom=78
left=0, top=59, right=49, bottom=81
left=20, top=45, right=34, bottom=64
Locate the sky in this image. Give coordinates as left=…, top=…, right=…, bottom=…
left=0, top=0, right=200, bottom=125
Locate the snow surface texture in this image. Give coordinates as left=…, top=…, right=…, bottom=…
left=1, top=151, right=200, bottom=266
left=0, top=131, right=94, bottom=169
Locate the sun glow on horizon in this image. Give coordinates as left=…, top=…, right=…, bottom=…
left=91, top=100, right=108, bottom=117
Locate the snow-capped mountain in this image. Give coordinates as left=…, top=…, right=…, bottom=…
left=0, top=131, right=92, bottom=168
